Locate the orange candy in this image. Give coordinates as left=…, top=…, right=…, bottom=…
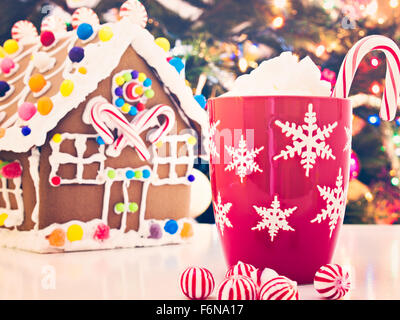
left=37, top=96, right=53, bottom=115
left=47, top=228, right=65, bottom=247
left=28, top=74, right=46, bottom=93
left=0, top=128, right=5, bottom=138
left=180, top=222, right=194, bottom=239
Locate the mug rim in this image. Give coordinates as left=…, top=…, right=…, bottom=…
left=208, top=95, right=350, bottom=103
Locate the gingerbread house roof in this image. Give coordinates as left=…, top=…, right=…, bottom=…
left=0, top=9, right=209, bottom=157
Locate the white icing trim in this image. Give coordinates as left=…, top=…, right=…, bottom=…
left=28, top=147, right=40, bottom=230
left=32, top=81, right=51, bottom=98
left=49, top=133, right=106, bottom=186
left=151, top=133, right=195, bottom=186
left=0, top=217, right=196, bottom=253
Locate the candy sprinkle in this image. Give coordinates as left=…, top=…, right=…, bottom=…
left=60, top=79, right=74, bottom=97
left=99, top=26, right=113, bottom=42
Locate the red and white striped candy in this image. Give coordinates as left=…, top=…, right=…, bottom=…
left=71, top=7, right=100, bottom=29
left=314, top=264, right=350, bottom=300
left=180, top=267, right=215, bottom=300
left=259, top=276, right=299, bottom=300
left=120, top=0, right=148, bottom=28
left=333, top=35, right=400, bottom=121
left=111, top=103, right=175, bottom=159
left=11, top=20, right=38, bottom=43
left=225, top=261, right=259, bottom=285
left=218, top=275, right=257, bottom=300
left=41, top=15, right=67, bottom=34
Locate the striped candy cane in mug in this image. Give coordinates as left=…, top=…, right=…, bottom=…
left=332, top=35, right=400, bottom=121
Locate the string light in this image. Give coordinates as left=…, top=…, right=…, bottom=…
left=377, top=18, right=385, bottom=24
left=272, top=16, right=285, bottom=29
left=393, top=134, right=400, bottom=145
left=322, top=0, right=335, bottom=10
left=391, top=177, right=400, bottom=186
left=238, top=57, right=248, bottom=72
left=367, top=114, right=380, bottom=126
left=273, top=0, right=287, bottom=9
left=390, top=0, right=399, bottom=8
left=315, top=45, right=326, bottom=57
left=370, top=57, right=380, bottom=68
left=370, top=81, right=381, bottom=95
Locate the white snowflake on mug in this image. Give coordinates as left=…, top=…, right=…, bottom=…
left=209, top=120, right=220, bottom=158
left=343, top=126, right=352, bottom=152
left=310, top=168, right=346, bottom=238
left=251, top=195, right=297, bottom=242
left=225, top=135, right=264, bottom=183
left=213, top=192, right=233, bottom=236
left=273, top=103, right=338, bottom=177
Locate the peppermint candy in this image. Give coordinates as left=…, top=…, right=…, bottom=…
left=225, top=261, right=259, bottom=285
left=314, top=264, right=350, bottom=300
left=11, top=20, right=38, bottom=43
left=180, top=267, right=215, bottom=300
left=71, top=7, right=100, bottom=29
left=259, top=276, right=299, bottom=300
left=120, top=0, right=148, bottom=28
left=41, top=15, right=67, bottom=34
left=217, top=275, right=257, bottom=300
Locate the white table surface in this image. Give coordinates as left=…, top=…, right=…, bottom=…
left=0, top=223, right=399, bottom=300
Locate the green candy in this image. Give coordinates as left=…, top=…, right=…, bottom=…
left=129, top=202, right=138, bottom=213
left=123, top=72, right=132, bottom=82
left=107, top=170, right=116, bottom=179
left=115, top=202, right=125, bottom=213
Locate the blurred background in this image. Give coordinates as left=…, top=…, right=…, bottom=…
left=1, top=0, right=400, bottom=225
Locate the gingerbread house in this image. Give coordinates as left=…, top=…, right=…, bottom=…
left=0, top=2, right=209, bottom=252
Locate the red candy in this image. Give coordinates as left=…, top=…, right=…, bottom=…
left=259, top=276, right=299, bottom=300
left=217, top=275, right=257, bottom=300
left=314, top=264, right=350, bottom=300
left=225, top=261, right=259, bottom=285
left=1, top=162, right=22, bottom=179
left=136, top=102, right=146, bottom=111
left=50, top=176, right=61, bottom=186
left=180, top=267, right=215, bottom=300
left=40, top=31, right=55, bottom=47
left=93, top=223, right=110, bottom=241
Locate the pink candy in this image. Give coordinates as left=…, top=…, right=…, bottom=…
left=18, top=102, right=37, bottom=121
left=1, top=58, right=16, bottom=74
left=180, top=267, right=215, bottom=300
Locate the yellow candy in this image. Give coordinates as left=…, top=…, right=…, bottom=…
left=3, top=39, right=19, bottom=55
left=185, top=79, right=191, bottom=87
left=134, top=86, right=143, bottom=95
left=60, top=80, right=74, bottom=97
left=37, top=97, right=53, bottom=115
left=121, top=104, right=130, bottom=113
left=99, top=26, right=113, bottom=42
left=155, top=141, right=163, bottom=148
left=188, top=136, right=197, bottom=145
left=138, top=73, right=146, bottom=82
left=0, top=128, right=6, bottom=139
left=115, top=76, right=125, bottom=86
left=78, top=67, right=87, bottom=74
left=0, top=213, right=8, bottom=226
left=67, top=224, right=83, bottom=242
left=155, top=37, right=170, bottom=52
left=0, top=46, right=6, bottom=58
left=180, top=222, right=194, bottom=239
left=52, top=133, right=62, bottom=143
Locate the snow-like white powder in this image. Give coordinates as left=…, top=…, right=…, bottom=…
left=222, top=52, right=332, bottom=97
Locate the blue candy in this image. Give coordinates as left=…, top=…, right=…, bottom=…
left=77, top=23, right=94, bottom=41
left=194, top=94, right=207, bottom=109
left=169, top=57, right=185, bottom=73
left=0, top=81, right=10, bottom=97
left=164, top=220, right=178, bottom=235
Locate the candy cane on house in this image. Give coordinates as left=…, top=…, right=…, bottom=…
left=332, top=35, right=400, bottom=121
left=111, top=103, right=175, bottom=158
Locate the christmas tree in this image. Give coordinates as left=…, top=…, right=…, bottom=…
left=1, top=0, right=400, bottom=224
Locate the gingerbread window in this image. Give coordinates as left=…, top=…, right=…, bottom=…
left=48, top=133, right=106, bottom=186
left=0, top=166, right=24, bottom=228
left=151, top=134, right=196, bottom=186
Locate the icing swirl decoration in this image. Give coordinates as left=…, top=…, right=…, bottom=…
left=120, top=0, right=148, bottom=28
left=112, top=70, right=154, bottom=115
left=71, top=8, right=100, bottom=29
left=41, top=15, right=67, bottom=34
left=11, top=20, right=38, bottom=43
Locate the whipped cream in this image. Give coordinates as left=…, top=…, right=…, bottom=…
left=222, top=52, right=332, bottom=97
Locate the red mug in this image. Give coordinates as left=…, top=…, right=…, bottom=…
left=208, top=95, right=352, bottom=284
